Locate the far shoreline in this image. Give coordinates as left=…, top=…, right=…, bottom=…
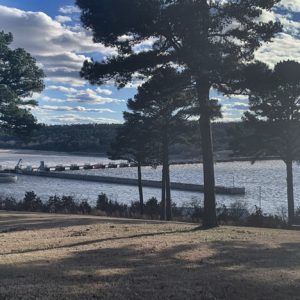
left=0, top=148, right=281, bottom=165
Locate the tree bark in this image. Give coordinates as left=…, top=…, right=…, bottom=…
left=161, top=130, right=172, bottom=220
left=137, top=161, right=144, bottom=215
left=286, top=160, right=295, bottom=226
left=160, top=163, right=166, bottom=220
left=165, top=142, right=172, bottom=221
left=197, top=80, right=218, bottom=228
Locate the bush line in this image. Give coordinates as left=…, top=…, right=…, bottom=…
left=1, top=191, right=299, bottom=229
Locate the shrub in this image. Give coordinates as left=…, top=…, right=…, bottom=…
left=294, top=207, right=300, bottom=224
left=20, top=191, right=44, bottom=212
left=247, top=206, right=264, bottom=227
left=0, top=190, right=291, bottom=229
left=261, top=214, right=286, bottom=228
left=0, top=197, right=18, bottom=211
left=129, top=201, right=142, bottom=216
left=172, top=202, right=183, bottom=218
left=217, top=205, right=229, bottom=223
left=228, top=201, right=249, bottom=223
left=61, top=196, right=78, bottom=214
left=96, top=193, right=110, bottom=211
left=46, top=195, right=62, bottom=213
left=79, top=200, right=92, bottom=214
left=189, top=198, right=204, bottom=222
left=96, top=193, right=128, bottom=216
left=144, top=197, right=160, bottom=219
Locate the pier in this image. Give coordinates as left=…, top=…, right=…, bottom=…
left=19, top=170, right=246, bottom=195
left=29, top=162, right=126, bottom=171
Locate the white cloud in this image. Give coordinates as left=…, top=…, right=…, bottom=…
left=133, top=37, right=158, bottom=54
left=35, top=95, right=67, bottom=103
left=123, top=72, right=147, bottom=89
left=37, top=89, right=123, bottom=105
left=231, top=103, right=248, bottom=110
left=46, top=85, right=77, bottom=94
left=36, top=105, right=114, bottom=113
left=59, top=5, right=81, bottom=14
left=256, top=33, right=300, bottom=67
left=278, top=0, right=300, bottom=12
left=253, top=6, right=300, bottom=68
left=277, top=14, right=300, bottom=35
left=55, top=15, right=72, bottom=24
left=45, top=77, right=86, bottom=87
left=68, top=88, right=124, bottom=104
left=96, top=88, right=113, bottom=95
left=0, top=5, right=116, bottom=87
left=259, top=9, right=300, bottom=35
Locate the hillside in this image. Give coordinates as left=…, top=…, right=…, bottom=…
left=0, top=122, right=240, bottom=158
left=0, top=211, right=300, bottom=299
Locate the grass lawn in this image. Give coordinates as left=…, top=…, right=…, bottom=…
left=0, top=211, right=300, bottom=299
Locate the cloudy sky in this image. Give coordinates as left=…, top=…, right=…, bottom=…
left=0, top=0, right=299, bottom=124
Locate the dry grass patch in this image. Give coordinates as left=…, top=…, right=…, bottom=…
left=0, top=211, right=300, bottom=299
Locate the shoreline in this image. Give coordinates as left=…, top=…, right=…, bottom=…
left=0, top=148, right=280, bottom=164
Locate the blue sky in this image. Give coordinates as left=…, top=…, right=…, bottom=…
left=0, top=0, right=299, bottom=124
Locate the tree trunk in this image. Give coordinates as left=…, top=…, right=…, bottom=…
left=165, top=162, right=172, bottom=220
left=165, top=143, right=172, bottom=221
left=286, top=160, right=295, bottom=226
left=137, top=162, right=144, bottom=215
left=160, top=163, right=166, bottom=220
left=161, top=130, right=170, bottom=220
left=197, top=80, right=218, bottom=228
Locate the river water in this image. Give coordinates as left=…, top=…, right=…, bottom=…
left=0, top=149, right=298, bottom=215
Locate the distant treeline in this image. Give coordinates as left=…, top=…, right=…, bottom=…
left=0, top=124, right=120, bottom=154
left=0, top=122, right=241, bottom=157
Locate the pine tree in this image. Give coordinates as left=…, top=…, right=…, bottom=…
left=108, top=112, right=152, bottom=215
left=128, top=66, right=194, bottom=220
left=76, top=0, right=281, bottom=227
left=234, top=60, right=300, bottom=226
left=0, top=31, right=44, bottom=135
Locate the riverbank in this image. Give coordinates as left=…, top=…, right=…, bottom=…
left=0, top=211, right=300, bottom=299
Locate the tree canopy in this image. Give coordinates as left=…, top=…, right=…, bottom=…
left=77, top=0, right=281, bottom=90
left=232, top=60, right=300, bottom=225
left=0, top=31, right=44, bottom=135
left=108, top=112, right=153, bottom=164
left=234, top=60, right=300, bottom=162
left=76, top=0, right=281, bottom=228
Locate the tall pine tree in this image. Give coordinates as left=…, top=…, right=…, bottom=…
left=233, top=60, right=300, bottom=225
left=128, top=66, right=194, bottom=220
left=76, top=0, right=281, bottom=228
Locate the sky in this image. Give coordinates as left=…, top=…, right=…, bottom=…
left=0, top=0, right=300, bottom=125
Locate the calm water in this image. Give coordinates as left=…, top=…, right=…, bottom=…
left=0, top=149, right=298, bottom=214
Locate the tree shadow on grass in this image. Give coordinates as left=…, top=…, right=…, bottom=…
left=1, top=229, right=300, bottom=299
left=0, top=228, right=193, bottom=256
left=0, top=211, right=170, bottom=232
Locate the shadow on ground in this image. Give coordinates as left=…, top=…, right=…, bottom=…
left=0, top=220, right=300, bottom=300
left=0, top=211, right=167, bottom=232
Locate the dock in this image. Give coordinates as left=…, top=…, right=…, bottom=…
left=19, top=170, right=245, bottom=195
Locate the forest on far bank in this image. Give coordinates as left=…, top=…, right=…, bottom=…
left=0, top=123, right=119, bottom=154
left=0, top=122, right=241, bottom=159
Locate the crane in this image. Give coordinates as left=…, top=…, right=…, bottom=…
left=15, top=159, right=23, bottom=172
